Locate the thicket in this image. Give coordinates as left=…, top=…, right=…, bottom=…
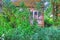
left=0, top=0, right=60, bottom=40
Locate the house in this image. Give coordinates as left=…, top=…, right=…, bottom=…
left=11, top=0, right=44, bottom=27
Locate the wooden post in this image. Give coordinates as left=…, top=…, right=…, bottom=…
left=56, top=4, right=60, bottom=26
left=51, top=1, right=57, bottom=26
left=52, top=0, right=60, bottom=26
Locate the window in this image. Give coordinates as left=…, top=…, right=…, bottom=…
left=30, top=10, right=38, bottom=25
left=30, top=9, right=44, bottom=26
left=33, top=10, right=38, bottom=19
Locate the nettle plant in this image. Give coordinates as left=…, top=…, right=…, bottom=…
left=0, top=0, right=31, bottom=36
left=2, top=0, right=30, bottom=27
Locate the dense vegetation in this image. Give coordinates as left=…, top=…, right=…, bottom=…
left=0, top=0, right=60, bottom=40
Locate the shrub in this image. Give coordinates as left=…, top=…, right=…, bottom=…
left=4, top=27, right=60, bottom=40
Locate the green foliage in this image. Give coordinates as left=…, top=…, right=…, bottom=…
left=0, top=0, right=60, bottom=40
left=4, top=27, right=60, bottom=40
left=0, top=0, right=30, bottom=36
left=44, top=1, right=54, bottom=26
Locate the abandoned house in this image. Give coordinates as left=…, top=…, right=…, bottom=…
left=11, top=0, right=44, bottom=27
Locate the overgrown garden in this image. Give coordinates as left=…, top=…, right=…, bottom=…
left=0, top=0, right=60, bottom=40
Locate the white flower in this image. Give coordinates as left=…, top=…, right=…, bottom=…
left=44, top=2, right=49, bottom=6
left=19, top=8, right=23, bottom=11
left=50, top=14, right=53, bottom=17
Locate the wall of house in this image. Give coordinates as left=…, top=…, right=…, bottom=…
left=11, top=0, right=41, bottom=7
left=30, top=8, right=44, bottom=27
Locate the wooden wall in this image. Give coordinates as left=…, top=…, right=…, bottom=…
left=12, top=0, right=41, bottom=7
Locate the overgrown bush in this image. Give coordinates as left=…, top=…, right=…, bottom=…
left=4, top=27, right=60, bottom=40
left=0, top=0, right=30, bottom=36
